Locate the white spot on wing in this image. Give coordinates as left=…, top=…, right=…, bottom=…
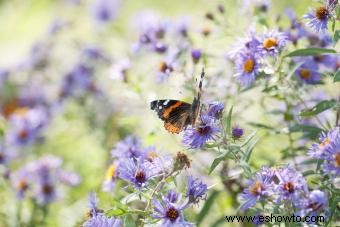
left=163, top=100, right=170, bottom=105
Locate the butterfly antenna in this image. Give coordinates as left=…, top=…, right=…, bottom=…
left=197, top=67, right=205, bottom=99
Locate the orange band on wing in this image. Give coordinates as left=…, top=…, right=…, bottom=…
left=164, top=122, right=182, bottom=134
left=162, top=101, right=183, bottom=119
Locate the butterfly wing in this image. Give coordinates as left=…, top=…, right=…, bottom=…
left=150, top=100, right=192, bottom=133
left=190, top=68, right=205, bottom=126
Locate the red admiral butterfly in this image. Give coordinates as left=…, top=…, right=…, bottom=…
left=150, top=69, right=205, bottom=133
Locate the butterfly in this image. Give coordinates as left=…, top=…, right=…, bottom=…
left=150, top=69, right=205, bottom=134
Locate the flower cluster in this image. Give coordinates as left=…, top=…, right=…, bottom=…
left=11, top=155, right=80, bottom=205
left=86, top=135, right=208, bottom=226
left=308, top=127, right=340, bottom=177
left=229, top=28, right=288, bottom=87
left=240, top=166, right=328, bottom=223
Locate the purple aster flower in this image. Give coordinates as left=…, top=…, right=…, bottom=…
left=232, top=126, right=244, bottom=140
left=234, top=52, right=261, bottom=87
left=83, top=214, right=122, bottom=227
left=295, top=190, right=328, bottom=220
left=228, top=27, right=260, bottom=59
left=186, top=176, right=207, bottom=204
left=6, top=108, right=48, bottom=146
left=295, top=58, right=321, bottom=84
left=275, top=166, right=308, bottom=203
left=322, top=137, right=340, bottom=177
left=86, top=192, right=104, bottom=217
left=156, top=48, right=180, bottom=83
left=92, top=0, right=121, bottom=23
left=313, top=54, right=339, bottom=71
left=109, top=58, right=130, bottom=82
left=57, top=169, right=81, bottom=186
left=152, top=192, right=191, bottom=227
left=12, top=169, right=31, bottom=199
left=303, top=5, right=331, bottom=33
left=207, top=101, right=224, bottom=119
left=284, top=8, right=309, bottom=45
left=182, top=115, right=220, bottom=149
left=258, top=30, right=288, bottom=57
left=153, top=42, right=168, bottom=53
left=308, top=127, right=339, bottom=158
left=146, top=152, right=174, bottom=176
left=118, top=158, right=154, bottom=189
left=111, top=136, right=145, bottom=160
left=102, top=162, right=118, bottom=192
left=35, top=166, right=57, bottom=205
left=240, top=167, right=274, bottom=211
left=191, top=49, right=202, bottom=64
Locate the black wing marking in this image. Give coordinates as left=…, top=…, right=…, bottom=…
left=190, top=68, right=205, bottom=126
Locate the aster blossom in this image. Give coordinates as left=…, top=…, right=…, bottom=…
left=294, top=58, right=321, bottom=84
left=234, top=52, right=261, bottom=87
left=240, top=167, right=275, bottom=211
left=274, top=166, right=309, bottom=203
left=257, top=29, right=288, bottom=57
left=152, top=191, right=192, bottom=227
left=102, top=162, right=119, bottom=192
left=185, top=176, right=208, bottom=204
left=83, top=192, right=122, bottom=227
left=295, top=190, right=329, bottom=221
left=322, top=137, right=340, bottom=177
left=118, top=158, right=154, bottom=189
left=303, top=2, right=334, bottom=33
left=308, top=127, right=339, bottom=158
left=207, top=101, right=224, bottom=119
left=182, top=115, right=220, bottom=149
left=111, top=136, right=145, bottom=160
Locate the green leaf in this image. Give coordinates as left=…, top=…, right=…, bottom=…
left=288, top=124, right=323, bottom=139
left=226, top=106, right=233, bottom=136
left=242, top=138, right=259, bottom=162
left=262, top=85, right=278, bottom=93
left=196, top=190, right=220, bottom=225
left=299, top=100, right=337, bottom=117
left=241, top=131, right=257, bottom=147
left=333, top=69, right=340, bottom=83
left=106, top=208, right=127, bottom=216
left=285, top=48, right=336, bottom=57
left=209, top=151, right=230, bottom=174
left=334, top=30, right=340, bottom=43
left=248, top=122, right=276, bottom=131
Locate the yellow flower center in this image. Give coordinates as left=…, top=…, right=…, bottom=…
left=1, top=99, right=29, bottom=119
left=147, top=152, right=158, bottom=162
left=18, top=180, right=28, bottom=191
left=263, top=38, right=278, bottom=49
left=249, top=181, right=263, bottom=195
left=243, top=59, right=255, bottom=73
left=299, top=69, right=311, bottom=79
left=105, top=164, right=116, bottom=181
left=319, top=138, right=331, bottom=148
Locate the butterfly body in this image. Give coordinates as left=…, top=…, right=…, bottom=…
left=150, top=69, right=205, bottom=134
